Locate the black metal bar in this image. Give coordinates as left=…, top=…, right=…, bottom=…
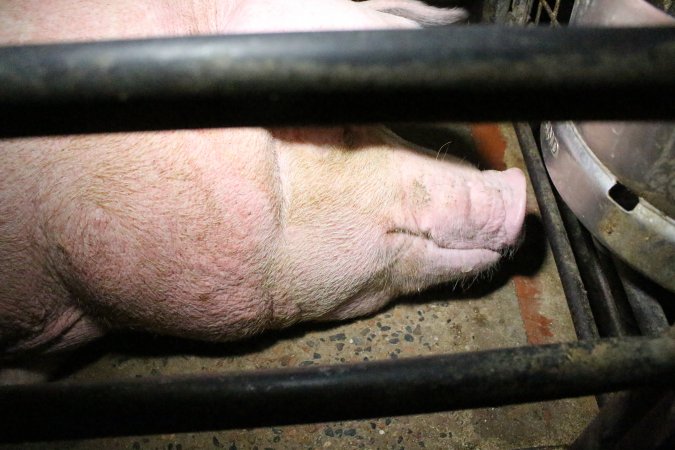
left=514, top=123, right=599, bottom=340
left=614, top=258, right=671, bottom=337
left=1, top=333, right=673, bottom=443
left=557, top=201, right=638, bottom=338
left=1, top=26, right=675, bottom=137
left=571, top=389, right=675, bottom=450
left=613, top=390, right=675, bottom=450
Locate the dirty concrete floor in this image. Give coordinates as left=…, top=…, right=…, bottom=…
left=2, top=124, right=597, bottom=450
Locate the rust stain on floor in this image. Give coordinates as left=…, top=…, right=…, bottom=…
left=514, top=275, right=554, bottom=345
left=470, top=123, right=507, bottom=170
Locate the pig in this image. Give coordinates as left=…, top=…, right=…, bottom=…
left=0, top=0, right=526, bottom=367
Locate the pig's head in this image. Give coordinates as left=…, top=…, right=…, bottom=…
left=268, top=127, right=526, bottom=324
left=0, top=125, right=525, bottom=361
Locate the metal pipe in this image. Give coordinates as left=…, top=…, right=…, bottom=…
left=515, top=123, right=599, bottom=340
left=1, top=26, right=674, bottom=137
left=1, top=333, right=673, bottom=442
left=614, top=258, right=671, bottom=337
left=571, top=389, right=675, bottom=450
left=557, top=201, right=638, bottom=338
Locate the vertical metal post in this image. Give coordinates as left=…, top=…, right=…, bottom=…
left=514, top=123, right=599, bottom=341
left=615, top=259, right=670, bottom=337
left=557, top=202, right=638, bottom=338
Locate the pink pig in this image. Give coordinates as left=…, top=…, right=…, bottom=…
left=0, top=0, right=526, bottom=360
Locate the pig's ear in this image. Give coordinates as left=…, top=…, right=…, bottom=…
left=362, top=0, right=468, bottom=26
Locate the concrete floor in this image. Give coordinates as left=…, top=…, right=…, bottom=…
left=2, top=124, right=597, bottom=450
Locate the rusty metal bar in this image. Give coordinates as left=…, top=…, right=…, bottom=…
left=0, top=333, right=673, bottom=442
left=1, top=26, right=674, bottom=137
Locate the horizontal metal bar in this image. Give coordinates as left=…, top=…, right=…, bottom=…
left=1, top=26, right=674, bottom=137
left=1, top=333, right=673, bottom=442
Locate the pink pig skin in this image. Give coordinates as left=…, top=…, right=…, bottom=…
left=0, top=1, right=525, bottom=358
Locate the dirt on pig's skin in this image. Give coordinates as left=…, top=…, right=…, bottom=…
left=0, top=0, right=526, bottom=362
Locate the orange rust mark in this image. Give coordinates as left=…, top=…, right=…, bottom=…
left=470, top=123, right=507, bottom=170
left=513, top=275, right=554, bottom=345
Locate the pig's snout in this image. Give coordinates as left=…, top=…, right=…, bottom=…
left=449, top=166, right=527, bottom=256
left=389, top=157, right=527, bottom=290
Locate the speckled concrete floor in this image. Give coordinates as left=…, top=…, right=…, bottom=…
left=2, top=124, right=597, bottom=450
